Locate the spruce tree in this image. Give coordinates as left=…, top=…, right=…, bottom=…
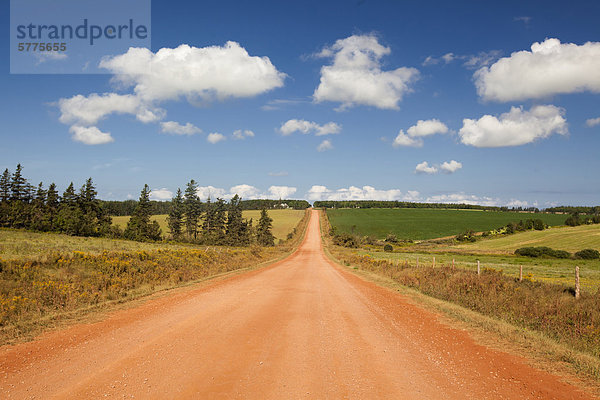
left=124, top=184, right=162, bottom=241
left=226, top=194, right=250, bottom=245
left=0, top=169, right=10, bottom=226
left=46, top=183, right=60, bottom=230
left=56, top=183, right=83, bottom=235
left=256, top=209, right=275, bottom=246
left=10, top=164, right=27, bottom=201
left=30, top=182, right=47, bottom=230
left=167, top=188, right=184, bottom=239
left=0, top=168, right=10, bottom=202
left=184, top=180, right=201, bottom=239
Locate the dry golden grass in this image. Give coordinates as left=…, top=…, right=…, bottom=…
left=111, top=209, right=305, bottom=241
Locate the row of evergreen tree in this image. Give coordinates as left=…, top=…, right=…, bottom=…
left=162, top=180, right=274, bottom=246
left=0, top=165, right=276, bottom=246
left=0, top=165, right=113, bottom=236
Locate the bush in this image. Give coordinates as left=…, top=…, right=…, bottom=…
left=575, top=249, right=600, bottom=260
left=383, top=244, right=393, bottom=252
left=456, top=230, right=476, bottom=242
left=515, top=246, right=571, bottom=259
left=332, top=233, right=359, bottom=248
left=385, top=234, right=398, bottom=243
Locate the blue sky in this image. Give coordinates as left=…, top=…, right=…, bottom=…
left=1, top=0, right=599, bottom=207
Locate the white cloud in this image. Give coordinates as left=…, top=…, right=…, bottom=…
left=229, top=184, right=261, bottom=199
left=69, top=126, right=114, bottom=145
left=232, top=129, right=255, bottom=140
left=307, top=185, right=420, bottom=202
left=459, top=105, right=568, bottom=147
left=392, top=130, right=423, bottom=147
left=407, top=119, right=449, bottom=137
left=196, top=186, right=227, bottom=201
left=150, top=188, right=173, bottom=201
left=586, top=117, right=600, bottom=127
left=99, top=43, right=286, bottom=103
left=279, top=119, right=341, bottom=136
left=426, top=193, right=499, bottom=206
left=160, top=121, right=202, bottom=135
left=393, top=119, right=448, bottom=148
left=514, top=16, right=532, bottom=24
left=415, top=161, right=438, bottom=174
left=440, top=160, right=463, bottom=173
left=313, top=34, right=419, bottom=110
left=268, top=186, right=297, bottom=199
left=58, top=42, right=285, bottom=143
left=317, top=139, right=333, bottom=152
left=58, top=93, right=157, bottom=127
left=474, top=38, right=600, bottom=102
left=415, top=160, right=462, bottom=175
left=423, top=51, right=501, bottom=69
left=207, top=132, right=226, bottom=144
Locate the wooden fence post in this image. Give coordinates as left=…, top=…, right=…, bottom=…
left=575, top=266, right=580, bottom=299
left=416, top=257, right=419, bottom=268
left=452, top=258, right=455, bottom=268
left=433, top=256, right=435, bottom=268
left=519, top=265, right=523, bottom=282
left=477, top=260, right=481, bottom=276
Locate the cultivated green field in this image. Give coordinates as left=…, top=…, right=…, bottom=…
left=112, top=209, right=305, bottom=241
left=326, top=208, right=567, bottom=240
left=453, top=224, right=600, bottom=254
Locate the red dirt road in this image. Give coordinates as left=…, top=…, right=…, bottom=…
left=0, top=210, right=595, bottom=399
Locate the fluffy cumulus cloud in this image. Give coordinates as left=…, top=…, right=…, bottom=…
left=279, top=119, right=341, bottom=136
left=232, top=129, right=255, bottom=140
left=313, top=34, right=419, bottom=110
left=196, top=185, right=227, bottom=200
left=69, top=126, right=114, bottom=145
left=475, top=38, right=600, bottom=102
left=459, top=105, right=568, bottom=147
left=58, top=42, right=285, bottom=144
left=415, top=161, right=438, bottom=174
left=393, top=130, right=422, bottom=147
left=393, top=119, right=448, bottom=148
left=317, top=139, right=333, bottom=152
left=415, top=160, right=462, bottom=175
left=160, top=121, right=202, bottom=135
left=440, top=160, right=463, bottom=173
left=268, top=185, right=297, bottom=199
left=207, top=132, right=226, bottom=144
left=306, top=185, right=420, bottom=202
left=586, top=117, right=600, bottom=127
left=407, top=119, right=449, bottom=137
left=149, top=188, right=173, bottom=201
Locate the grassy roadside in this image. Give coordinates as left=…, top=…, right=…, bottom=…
left=0, top=209, right=311, bottom=346
left=319, top=210, right=600, bottom=395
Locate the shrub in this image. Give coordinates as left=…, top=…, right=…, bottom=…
left=332, top=233, right=359, bottom=248
left=456, top=230, right=476, bottom=242
left=383, top=244, right=393, bottom=252
left=515, top=246, right=571, bottom=259
left=575, top=249, right=600, bottom=260
left=385, top=234, right=398, bottom=243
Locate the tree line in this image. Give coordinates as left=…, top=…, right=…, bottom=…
left=313, top=200, right=541, bottom=212
left=101, top=198, right=310, bottom=216
left=0, top=164, right=275, bottom=246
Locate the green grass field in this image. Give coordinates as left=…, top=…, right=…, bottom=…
left=112, top=209, right=305, bottom=241
left=326, top=208, right=567, bottom=240
left=453, top=224, right=600, bottom=254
